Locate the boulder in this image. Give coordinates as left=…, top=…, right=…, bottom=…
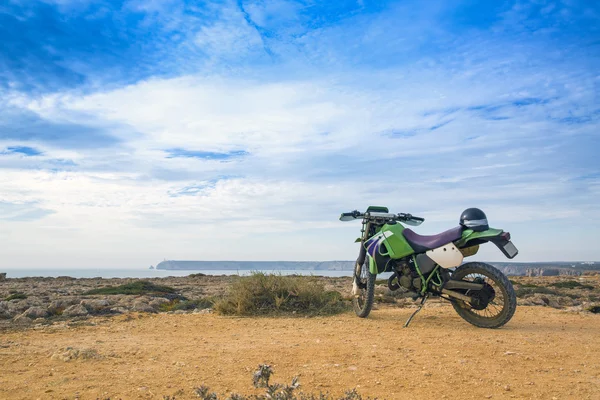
left=12, top=314, right=32, bottom=325
left=0, top=301, right=13, bottom=319
left=0, top=272, right=6, bottom=281
left=7, top=300, right=31, bottom=315
left=132, top=302, right=156, bottom=313
left=48, top=299, right=76, bottom=315
left=81, top=299, right=111, bottom=312
left=21, top=306, right=49, bottom=319
left=547, top=298, right=561, bottom=309
left=149, top=298, right=170, bottom=308
left=62, top=304, right=89, bottom=317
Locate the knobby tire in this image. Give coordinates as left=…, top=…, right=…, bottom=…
left=353, top=260, right=376, bottom=318
left=450, top=262, right=517, bottom=329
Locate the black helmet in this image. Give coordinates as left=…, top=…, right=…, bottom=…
left=460, top=208, right=489, bottom=232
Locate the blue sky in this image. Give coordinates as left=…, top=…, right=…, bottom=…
left=0, top=0, right=599, bottom=268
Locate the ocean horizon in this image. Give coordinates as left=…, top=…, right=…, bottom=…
left=0, top=268, right=356, bottom=279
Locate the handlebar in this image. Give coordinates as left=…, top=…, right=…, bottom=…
left=339, top=210, right=425, bottom=224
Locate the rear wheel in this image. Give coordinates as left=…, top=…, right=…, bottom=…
left=353, top=258, right=376, bottom=318
left=450, top=262, right=516, bottom=328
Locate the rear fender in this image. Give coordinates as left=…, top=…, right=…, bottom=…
left=456, top=228, right=518, bottom=259
left=456, top=228, right=504, bottom=247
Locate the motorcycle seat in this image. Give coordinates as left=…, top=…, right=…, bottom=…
left=403, top=226, right=464, bottom=253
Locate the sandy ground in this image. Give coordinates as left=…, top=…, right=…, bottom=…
left=1, top=304, right=599, bottom=400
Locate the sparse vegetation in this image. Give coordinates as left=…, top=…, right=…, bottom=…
left=85, top=281, right=178, bottom=296
left=550, top=280, right=594, bottom=290
left=213, top=273, right=349, bottom=316
left=514, top=286, right=561, bottom=298
left=4, top=292, right=27, bottom=301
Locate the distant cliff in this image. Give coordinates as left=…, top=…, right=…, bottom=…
left=155, top=260, right=355, bottom=271
left=489, top=262, right=598, bottom=276
left=155, top=260, right=599, bottom=275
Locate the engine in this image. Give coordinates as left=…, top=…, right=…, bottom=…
left=388, top=254, right=438, bottom=293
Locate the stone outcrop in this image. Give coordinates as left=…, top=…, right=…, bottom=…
left=62, top=304, right=89, bottom=317
left=526, top=268, right=581, bottom=277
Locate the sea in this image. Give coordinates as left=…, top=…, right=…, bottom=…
left=0, top=268, right=357, bottom=279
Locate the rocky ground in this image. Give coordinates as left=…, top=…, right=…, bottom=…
left=0, top=273, right=599, bottom=331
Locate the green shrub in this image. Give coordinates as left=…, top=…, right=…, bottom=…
left=550, top=281, right=594, bottom=290
left=213, top=273, right=349, bottom=316
left=588, top=305, right=600, bottom=314
left=4, top=292, right=27, bottom=301
left=85, top=281, right=177, bottom=296
left=512, top=281, right=540, bottom=288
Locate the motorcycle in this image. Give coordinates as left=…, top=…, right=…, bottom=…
left=340, top=206, right=518, bottom=328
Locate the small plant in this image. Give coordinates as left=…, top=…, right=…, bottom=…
left=194, top=385, right=218, bottom=399
left=194, top=365, right=370, bottom=400
left=5, top=292, right=27, bottom=301
left=85, top=281, right=178, bottom=296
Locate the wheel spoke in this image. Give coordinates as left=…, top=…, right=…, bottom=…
left=459, top=271, right=507, bottom=319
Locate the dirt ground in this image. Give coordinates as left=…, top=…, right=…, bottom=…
left=1, top=304, right=599, bottom=400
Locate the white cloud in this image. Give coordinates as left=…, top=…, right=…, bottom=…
left=1, top=0, right=599, bottom=266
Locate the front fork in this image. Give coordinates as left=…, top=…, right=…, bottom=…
left=352, top=242, right=368, bottom=295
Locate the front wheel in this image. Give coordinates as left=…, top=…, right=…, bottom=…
left=450, top=262, right=517, bottom=329
left=353, top=258, right=376, bottom=318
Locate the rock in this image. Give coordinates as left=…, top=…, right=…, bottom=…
left=81, top=299, right=110, bottom=312
left=0, top=301, right=13, bottom=319
left=62, top=304, right=89, bottom=317
left=48, top=299, right=75, bottom=315
left=193, top=308, right=212, bottom=314
left=51, top=347, right=101, bottom=362
left=7, top=300, right=31, bottom=315
left=110, top=307, right=129, bottom=314
left=21, top=306, right=49, bottom=319
left=0, top=272, right=6, bottom=281
left=13, top=314, right=33, bottom=325
left=149, top=298, right=170, bottom=308
left=132, top=302, right=156, bottom=313
left=547, top=298, right=561, bottom=309
left=528, top=294, right=549, bottom=306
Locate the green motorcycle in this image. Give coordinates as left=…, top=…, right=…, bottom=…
left=340, top=206, right=518, bottom=328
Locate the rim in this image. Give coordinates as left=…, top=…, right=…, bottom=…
left=460, top=272, right=507, bottom=319
left=355, top=260, right=370, bottom=308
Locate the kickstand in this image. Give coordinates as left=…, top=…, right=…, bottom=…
left=403, top=294, right=429, bottom=328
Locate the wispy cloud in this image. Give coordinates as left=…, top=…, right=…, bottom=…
left=0, top=201, right=54, bottom=221
left=165, top=149, right=249, bottom=160
left=1, top=146, right=42, bottom=156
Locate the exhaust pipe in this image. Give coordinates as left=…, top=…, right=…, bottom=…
left=441, top=289, right=473, bottom=303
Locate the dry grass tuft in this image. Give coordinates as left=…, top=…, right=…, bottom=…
left=213, top=273, right=349, bottom=316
